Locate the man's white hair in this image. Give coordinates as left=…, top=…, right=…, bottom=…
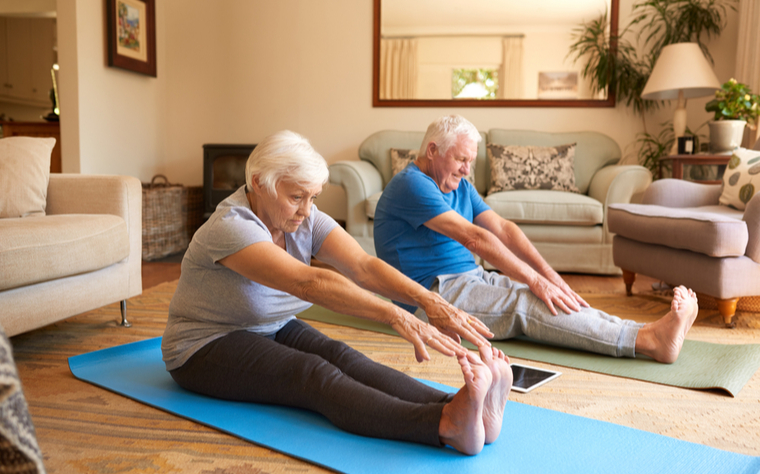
left=245, top=130, right=329, bottom=196
left=419, top=115, right=482, bottom=157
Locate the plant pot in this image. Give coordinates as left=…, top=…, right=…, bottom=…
left=708, top=120, right=746, bottom=153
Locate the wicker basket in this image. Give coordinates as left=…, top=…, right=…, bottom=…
left=696, top=293, right=760, bottom=313
left=142, top=175, right=189, bottom=261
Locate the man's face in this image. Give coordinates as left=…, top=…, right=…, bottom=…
left=427, top=135, right=477, bottom=194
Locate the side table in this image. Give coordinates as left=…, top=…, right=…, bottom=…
left=659, top=154, right=731, bottom=183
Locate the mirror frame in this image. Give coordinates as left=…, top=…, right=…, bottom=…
left=372, top=0, right=618, bottom=108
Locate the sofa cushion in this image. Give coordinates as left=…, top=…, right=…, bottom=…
left=608, top=203, right=747, bottom=258
left=0, top=214, right=129, bottom=291
left=390, top=148, right=476, bottom=184
left=487, top=143, right=579, bottom=194
left=485, top=190, right=603, bottom=226
left=487, top=130, right=621, bottom=195
left=0, top=137, right=56, bottom=218
left=719, top=148, right=760, bottom=210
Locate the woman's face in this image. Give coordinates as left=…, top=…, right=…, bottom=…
left=254, top=179, right=322, bottom=234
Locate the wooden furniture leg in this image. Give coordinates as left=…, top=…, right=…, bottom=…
left=716, top=297, right=739, bottom=328
left=622, top=270, right=636, bottom=296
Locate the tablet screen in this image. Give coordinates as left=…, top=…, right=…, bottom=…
left=510, top=364, right=561, bottom=393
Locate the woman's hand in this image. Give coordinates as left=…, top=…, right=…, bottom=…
left=388, top=308, right=470, bottom=362
left=422, top=294, right=493, bottom=348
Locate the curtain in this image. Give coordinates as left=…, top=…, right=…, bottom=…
left=379, top=38, right=418, bottom=100
left=736, top=0, right=760, bottom=92
left=498, top=36, right=523, bottom=99
left=735, top=0, right=760, bottom=147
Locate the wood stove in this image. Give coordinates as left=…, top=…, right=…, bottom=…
left=202, top=143, right=256, bottom=218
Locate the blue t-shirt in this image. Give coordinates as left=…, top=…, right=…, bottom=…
left=374, top=163, right=490, bottom=312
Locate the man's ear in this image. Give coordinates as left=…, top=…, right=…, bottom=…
left=425, top=141, right=438, bottom=159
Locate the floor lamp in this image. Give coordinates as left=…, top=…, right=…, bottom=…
left=641, top=43, right=721, bottom=155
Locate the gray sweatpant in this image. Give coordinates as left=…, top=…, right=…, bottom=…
left=418, top=267, right=642, bottom=358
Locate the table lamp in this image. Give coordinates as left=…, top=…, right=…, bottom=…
left=641, top=42, right=721, bottom=155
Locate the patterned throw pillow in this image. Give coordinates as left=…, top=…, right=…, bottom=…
left=389, top=148, right=476, bottom=184
left=719, top=147, right=760, bottom=210
left=487, top=143, right=579, bottom=195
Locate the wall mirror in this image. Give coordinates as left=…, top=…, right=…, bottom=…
left=373, top=0, right=618, bottom=107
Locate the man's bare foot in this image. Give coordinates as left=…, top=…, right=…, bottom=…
left=481, top=346, right=512, bottom=444
left=635, top=286, right=699, bottom=364
left=439, top=353, right=491, bottom=455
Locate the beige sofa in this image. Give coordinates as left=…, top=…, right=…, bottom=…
left=0, top=137, right=142, bottom=337
left=329, top=129, right=652, bottom=275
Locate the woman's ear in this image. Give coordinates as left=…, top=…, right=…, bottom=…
left=249, top=175, right=262, bottom=194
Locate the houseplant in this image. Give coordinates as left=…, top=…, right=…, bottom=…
left=705, top=78, right=760, bottom=152
left=567, top=0, right=736, bottom=175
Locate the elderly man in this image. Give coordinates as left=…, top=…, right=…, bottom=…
left=374, top=115, right=699, bottom=364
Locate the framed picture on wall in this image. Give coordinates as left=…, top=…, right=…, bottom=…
left=105, top=0, right=157, bottom=77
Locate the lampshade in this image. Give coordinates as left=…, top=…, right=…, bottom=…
left=641, top=43, right=720, bottom=100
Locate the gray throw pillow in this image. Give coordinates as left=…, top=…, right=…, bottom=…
left=487, top=143, right=579, bottom=195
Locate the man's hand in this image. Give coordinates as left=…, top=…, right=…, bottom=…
left=546, top=273, right=589, bottom=310
left=528, top=273, right=583, bottom=316
left=423, top=294, right=493, bottom=348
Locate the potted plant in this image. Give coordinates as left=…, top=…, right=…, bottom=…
left=705, top=78, right=760, bottom=152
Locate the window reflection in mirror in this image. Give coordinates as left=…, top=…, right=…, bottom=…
left=374, top=0, right=617, bottom=107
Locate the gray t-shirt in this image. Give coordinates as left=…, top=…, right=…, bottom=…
left=161, top=186, right=339, bottom=371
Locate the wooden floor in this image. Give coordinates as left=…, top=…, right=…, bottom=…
left=8, top=257, right=759, bottom=473
left=141, top=255, right=660, bottom=294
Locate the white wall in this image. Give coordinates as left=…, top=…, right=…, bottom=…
left=59, top=0, right=739, bottom=220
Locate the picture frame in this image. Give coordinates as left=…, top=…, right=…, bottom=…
left=105, top=0, right=156, bottom=77
left=537, top=72, right=578, bottom=100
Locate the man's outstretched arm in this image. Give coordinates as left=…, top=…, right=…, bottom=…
left=424, top=210, right=585, bottom=315
left=474, top=210, right=588, bottom=310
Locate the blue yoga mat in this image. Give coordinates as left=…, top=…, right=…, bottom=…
left=69, top=338, right=760, bottom=474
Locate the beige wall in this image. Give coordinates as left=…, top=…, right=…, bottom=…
left=57, top=0, right=739, bottom=220
left=57, top=0, right=167, bottom=177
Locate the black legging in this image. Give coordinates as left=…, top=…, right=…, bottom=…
left=170, top=319, right=454, bottom=446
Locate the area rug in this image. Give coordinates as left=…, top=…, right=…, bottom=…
left=68, top=337, right=760, bottom=474
left=0, top=326, right=45, bottom=474
left=298, top=305, right=760, bottom=397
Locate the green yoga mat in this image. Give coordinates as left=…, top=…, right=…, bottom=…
left=298, top=305, right=760, bottom=397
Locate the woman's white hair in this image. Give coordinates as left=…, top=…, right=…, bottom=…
left=245, top=130, right=329, bottom=196
left=419, top=115, right=482, bottom=157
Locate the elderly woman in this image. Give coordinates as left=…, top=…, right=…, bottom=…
left=161, top=130, right=512, bottom=455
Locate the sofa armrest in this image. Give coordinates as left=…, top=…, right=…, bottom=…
left=46, top=174, right=142, bottom=295
left=641, top=179, right=721, bottom=207
left=328, top=161, right=383, bottom=237
left=743, top=192, right=760, bottom=263
left=588, top=165, right=652, bottom=244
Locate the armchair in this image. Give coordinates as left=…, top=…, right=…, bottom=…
left=609, top=179, right=760, bottom=327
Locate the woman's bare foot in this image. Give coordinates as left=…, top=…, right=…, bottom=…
left=635, top=286, right=699, bottom=363
left=481, top=346, right=512, bottom=444
left=439, top=353, right=491, bottom=455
